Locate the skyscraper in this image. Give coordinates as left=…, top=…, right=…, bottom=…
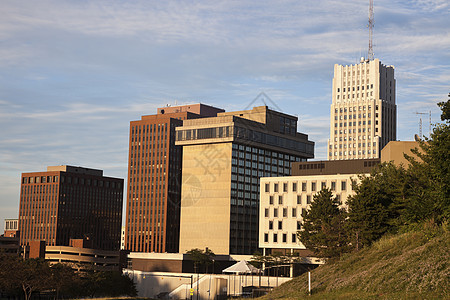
left=176, top=106, right=315, bottom=255
left=124, top=104, right=224, bottom=253
left=327, top=58, right=396, bottom=160
left=18, top=165, right=123, bottom=251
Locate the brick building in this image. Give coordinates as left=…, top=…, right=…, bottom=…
left=18, top=165, right=123, bottom=251
left=124, top=104, right=224, bottom=253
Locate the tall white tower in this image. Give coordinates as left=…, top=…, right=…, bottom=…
left=327, top=58, right=396, bottom=160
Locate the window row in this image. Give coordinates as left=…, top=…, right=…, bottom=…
left=335, top=121, right=373, bottom=127
left=265, top=180, right=350, bottom=193
left=330, top=150, right=377, bottom=156
left=263, top=232, right=297, bottom=244
left=334, top=105, right=377, bottom=113
left=23, top=176, right=59, bottom=184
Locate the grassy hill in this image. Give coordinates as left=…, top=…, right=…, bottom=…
left=261, top=223, right=449, bottom=299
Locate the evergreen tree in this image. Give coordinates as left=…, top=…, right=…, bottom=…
left=405, top=98, right=450, bottom=223
left=298, top=188, right=348, bottom=258
left=346, top=163, right=407, bottom=250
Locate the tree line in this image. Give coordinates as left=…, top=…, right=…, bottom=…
left=298, top=98, right=450, bottom=259
left=0, top=254, right=136, bottom=300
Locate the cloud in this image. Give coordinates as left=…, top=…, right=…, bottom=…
left=0, top=0, right=449, bottom=228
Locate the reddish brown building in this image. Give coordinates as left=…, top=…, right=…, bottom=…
left=19, top=165, right=123, bottom=251
left=125, top=104, right=224, bottom=253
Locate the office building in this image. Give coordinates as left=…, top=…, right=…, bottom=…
left=18, top=165, right=123, bottom=251
left=259, top=140, right=419, bottom=255
left=328, top=58, right=396, bottom=160
left=125, top=104, right=224, bottom=253
left=176, top=106, right=315, bottom=255
left=259, top=159, right=378, bottom=254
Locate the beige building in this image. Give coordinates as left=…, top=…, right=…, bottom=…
left=260, top=141, right=420, bottom=254
left=328, top=58, right=396, bottom=160
left=381, top=141, right=421, bottom=167
left=175, top=106, right=314, bottom=255
left=259, top=159, right=379, bottom=253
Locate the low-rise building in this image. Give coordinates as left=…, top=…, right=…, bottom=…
left=28, top=238, right=120, bottom=272
left=4, top=219, right=19, bottom=238
left=259, top=159, right=379, bottom=255
left=258, top=140, right=421, bottom=256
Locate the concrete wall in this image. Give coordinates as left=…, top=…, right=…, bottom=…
left=381, top=141, right=421, bottom=167
left=179, top=143, right=232, bottom=255
left=124, top=270, right=291, bottom=300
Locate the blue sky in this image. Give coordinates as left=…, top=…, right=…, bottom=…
left=1, top=0, right=449, bottom=231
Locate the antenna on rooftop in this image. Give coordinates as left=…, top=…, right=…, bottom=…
left=368, top=0, right=374, bottom=61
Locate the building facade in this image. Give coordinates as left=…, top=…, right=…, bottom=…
left=4, top=218, right=19, bottom=237
left=259, top=159, right=379, bottom=254
left=28, top=238, right=120, bottom=272
left=18, top=165, right=123, bottom=251
left=328, top=58, right=396, bottom=160
left=125, top=104, right=224, bottom=253
left=175, top=106, right=315, bottom=255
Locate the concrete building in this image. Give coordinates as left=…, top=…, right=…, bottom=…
left=381, top=140, right=421, bottom=167
left=125, top=104, right=224, bottom=253
left=4, top=218, right=19, bottom=237
left=175, top=106, right=314, bottom=255
left=18, top=165, right=123, bottom=251
left=259, top=159, right=378, bottom=254
left=328, top=58, right=396, bottom=160
left=259, top=140, right=420, bottom=255
left=0, top=236, right=21, bottom=255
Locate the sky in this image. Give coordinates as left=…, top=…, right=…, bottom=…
left=1, top=0, right=449, bottom=232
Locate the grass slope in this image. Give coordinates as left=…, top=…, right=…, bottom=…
left=262, top=224, right=449, bottom=299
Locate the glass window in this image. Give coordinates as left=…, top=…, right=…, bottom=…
left=273, top=233, right=278, bottom=243
left=292, top=182, right=297, bottom=192
left=264, top=234, right=268, bottom=243
left=297, top=195, right=301, bottom=204
left=278, top=195, right=283, bottom=205
left=283, top=208, right=287, bottom=217
left=269, top=196, right=273, bottom=205
left=341, top=181, right=347, bottom=191
left=307, top=195, right=311, bottom=204
left=269, top=221, right=273, bottom=230
left=292, top=208, right=297, bottom=217
left=265, top=208, right=269, bottom=217
left=292, top=233, right=297, bottom=243
left=282, top=233, right=287, bottom=243
left=278, top=220, right=282, bottom=230
left=274, top=208, right=278, bottom=217
left=331, top=181, right=336, bottom=191
left=311, top=182, right=316, bottom=191
left=302, top=182, right=307, bottom=191
left=274, top=183, right=278, bottom=192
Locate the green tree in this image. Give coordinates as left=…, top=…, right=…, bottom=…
left=298, top=188, right=348, bottom=258
left=186, top=248, right=215, bottom=273
left=15, top=258, right=52, bottom=300
left=405, top=98, right=450, bottom=223
left=49, top=263, right=77, bottom=299
left=346, top=162, right=412, bottom=249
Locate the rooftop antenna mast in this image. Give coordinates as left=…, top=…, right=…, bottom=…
left=368, top=0, right=374, bottom=61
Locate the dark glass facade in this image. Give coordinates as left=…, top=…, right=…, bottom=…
left=229, top=143, right=304, bottom=254
left=19, top=168, right=123, bottom=251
